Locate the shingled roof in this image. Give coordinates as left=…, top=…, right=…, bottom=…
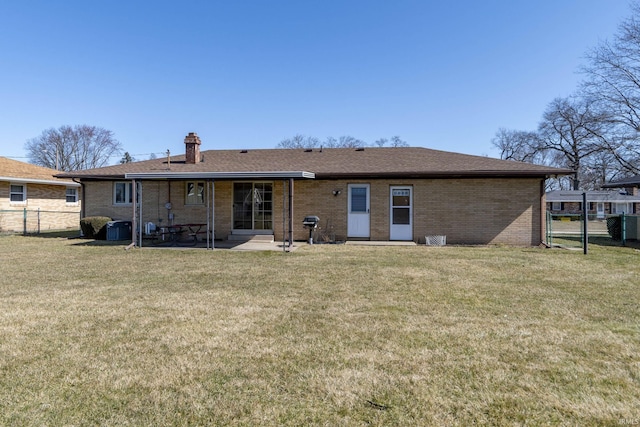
left=601, top=175, right=640, bottom=188
left=58, top=147, right=572, bottom=180
left=0, top=156, right=78, bottom=186
left=546, top=190, right=640, bottom=203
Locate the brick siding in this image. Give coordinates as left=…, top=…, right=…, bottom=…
left=0, top=182, right=81, bottom=232
left=84, top=177, right=544, bottom=246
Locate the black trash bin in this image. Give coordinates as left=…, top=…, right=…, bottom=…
left=106, top=220, right=132, bottom=241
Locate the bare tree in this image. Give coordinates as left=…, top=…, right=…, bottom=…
left=374, top=138, right=388, bottom=147
left=390, top=136, right=409, bottom=147
left=336, top=135, right=365, bottom=148
left=582, top=1, right=640, bottom=175
left=277, top=134, right=364, bottom=149
left=491, top=128, right=545, bottom=163
left=279, top=134, right=404, bottom=148
left=277, top=134, right=319, bottom=149
left=26, top=125, right=122, bottom=171
left=537, top=97, right=611, bottom=189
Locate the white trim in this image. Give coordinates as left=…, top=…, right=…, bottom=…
left=612, top=202, right=634, bottom=214
left=232, top=181, right=274, bottom=233
left=113, top=181, right=133, bottom=205
left=185, top=181, right=206, bottom=205
left=0, top=176, right=80, bottom=187
left=65, top=187, right=79, bottom=205
left=9, top=182, right=27, bottom=205
left=390, top=186, right=413, bottom=240
left=347, top=184, right=370, bottom=238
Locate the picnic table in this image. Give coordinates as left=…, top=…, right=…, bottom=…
left=152, top=224, right=207, bottom=246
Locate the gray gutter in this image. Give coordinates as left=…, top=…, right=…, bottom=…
left=124, top=171, right=316, bottom=180
left=314, top=170, right=571, bottom=179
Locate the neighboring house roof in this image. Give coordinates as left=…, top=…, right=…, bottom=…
left=58, top=147, right=572, bottom=180
left=601, top=175, right=640, bottom=188
left=0, top=156, right=79, bottom=187
left=546, top=190, right=640, bottom=203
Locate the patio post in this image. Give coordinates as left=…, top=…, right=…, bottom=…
left=289, top=178, right=294, bottom=248
left=131, top=179, right=137, bottom=247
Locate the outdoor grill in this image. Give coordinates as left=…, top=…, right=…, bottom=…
left=302, top=215, right=320, bottom=244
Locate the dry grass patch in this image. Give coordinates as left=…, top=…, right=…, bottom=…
left=0, top=234, right=639, bottom=425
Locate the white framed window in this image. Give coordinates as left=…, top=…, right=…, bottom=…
left=66, top=187, right=78, bottom=204
left=114, top=182, right=133, bottom=205
left=551, top=202, right=562, bottom=211
left=185, top=181, right=205, bottom=205
left=612, top=202, right=634, bottom=214
left=10, top=183, right=26, bottom=204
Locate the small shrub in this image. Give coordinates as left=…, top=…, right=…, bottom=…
left=606, top=216, right=621, bottom=240
left=80, top=216, right=112, bottom=240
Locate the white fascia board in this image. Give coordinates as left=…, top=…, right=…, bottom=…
left=125, top=171, right=315, bottom=180
left=0, top=176, right=81, bottom=187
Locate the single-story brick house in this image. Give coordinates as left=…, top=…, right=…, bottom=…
left=0, top=156, right=81, bottom=232
left=546, top=190, right=640, bottom=218
left=58, top=132, right=572, bottom=246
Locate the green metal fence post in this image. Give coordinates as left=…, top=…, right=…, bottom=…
left=622, top=213, right=626, bottom=246
left=582, top=192, right=588, bottom=255
left=23, top=208, right=27, bottom=236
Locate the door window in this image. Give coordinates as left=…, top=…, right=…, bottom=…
left=392, top=189, right=411, bottom=225
left=350, top=187, right=368, bottom=212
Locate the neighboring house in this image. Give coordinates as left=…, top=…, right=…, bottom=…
left=0, top=157, right=81, bottom=232
left=602, top=174, right=640, bottom=190
left=58, top=132, right=572, bottom=246
left=546, top=190, right=640, bottom=218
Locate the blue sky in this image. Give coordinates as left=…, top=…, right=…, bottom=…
left=0, top=1, right=633, bottom=163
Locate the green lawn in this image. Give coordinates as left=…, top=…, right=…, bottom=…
left=1, top=234, right=639, bottom=426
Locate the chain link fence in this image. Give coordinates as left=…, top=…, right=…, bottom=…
left=546, top=212, right=640, bottom=249
left=0, top=208, right=81, bottom=235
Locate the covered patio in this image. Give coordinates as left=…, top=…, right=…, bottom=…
left=126, top=171, right=315, bottom=250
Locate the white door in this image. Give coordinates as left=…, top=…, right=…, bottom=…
left=348, top=184, right=370, bottom=238
left=390, top=186, right=412, bottom=240
left=597, top=202, right=605, bottom=219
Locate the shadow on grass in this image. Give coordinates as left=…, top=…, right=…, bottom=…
left=22, top=230, right=82, bottom=239
left=20, top=230, right=130, bottom=247
left=553, top=235, right=640, bottom=249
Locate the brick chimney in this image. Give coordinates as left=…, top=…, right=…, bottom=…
left=184, top=132, right=202, bottom=164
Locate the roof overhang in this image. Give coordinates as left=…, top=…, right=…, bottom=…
left=314, top=170, right=570, bottom=179
left=124, top=171, right=316, bottom=180
left=601, top=181, right=640, bottom=188
left=0, top=176, right=81, bottom=187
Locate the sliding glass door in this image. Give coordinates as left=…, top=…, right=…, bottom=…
left=233, top=182, right=273, bottom=232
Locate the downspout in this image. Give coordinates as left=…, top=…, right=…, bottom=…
left=72, top=178, right=85, bottom=218
left=73, top=178, right=85, bottom=236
